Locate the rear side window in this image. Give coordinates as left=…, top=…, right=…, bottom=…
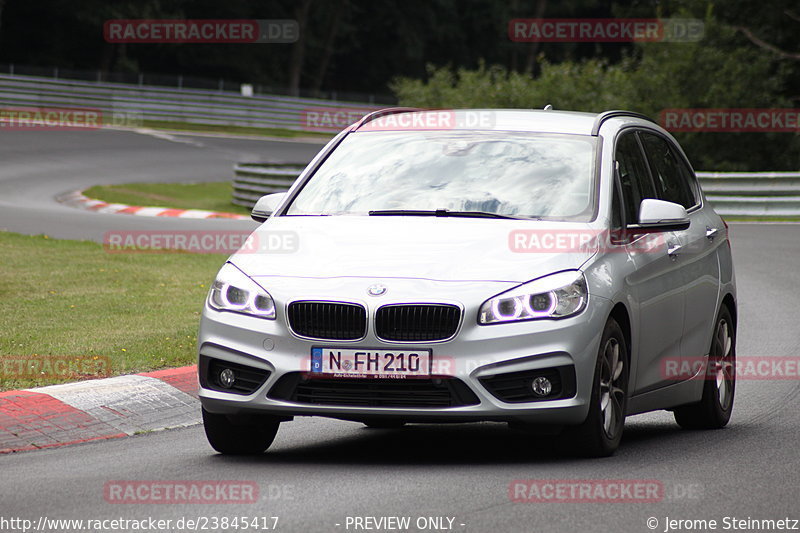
left=639, top=133, right=698, bottom=210
left=615, top=132, right=656, bottom=225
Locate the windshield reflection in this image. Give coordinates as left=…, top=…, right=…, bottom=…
left=285, top=131, right=597, bottom=220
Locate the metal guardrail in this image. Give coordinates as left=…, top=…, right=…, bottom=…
left=0, top=74, right=379, bottom=131
left=232, top=163, right=306, bottom=207
left=696, top=172, right=800, bottom=217
left=1, top=63, right=394, bottom=104
left=233, top=166, right=800, bottom=217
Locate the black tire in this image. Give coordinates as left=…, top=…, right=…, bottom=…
left=562, top=318, right=629, bottom=457
left=363, top=419, right=406, bottom=429
left=674, top=305, right=735, bottom=429
left=202, top=408, right=281, bottom=454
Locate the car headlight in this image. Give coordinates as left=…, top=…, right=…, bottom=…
left=208, top=263, right=276, bottom=319
left=479, top=270, right=587, bottom=324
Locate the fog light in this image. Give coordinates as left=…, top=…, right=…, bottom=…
left=219, top=368, right=236, bottom=389
left=531, top=376, right=552, bottom=397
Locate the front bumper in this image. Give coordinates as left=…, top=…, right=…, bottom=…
left=198, top=276, right=611, bottom=425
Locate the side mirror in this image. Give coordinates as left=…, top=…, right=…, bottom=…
left=251, top=193, right=287, bottom=222
left=635, top=198, right=690, bottom=232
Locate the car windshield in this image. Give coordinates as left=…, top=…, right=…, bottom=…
left=284, top=130, right=597, bottom=220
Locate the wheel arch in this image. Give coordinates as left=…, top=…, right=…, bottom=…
left=608, top=302, right=632, bottom=364
left=720, top=293, right=737, bottom=331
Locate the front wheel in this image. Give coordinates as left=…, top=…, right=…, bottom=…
left=562, top=318, right=629, bottom=457
left=673, top=305, right=735, bottom=429
left=202, top=408, right=281, bottom=454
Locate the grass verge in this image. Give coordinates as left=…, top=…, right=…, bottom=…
left=723, top=216, right=800, bottom=222
left=141, top=119, right=335, bottom=140
left=83, top=181, right=251, bottom=216
left=0, top=231, right=227, bottom=390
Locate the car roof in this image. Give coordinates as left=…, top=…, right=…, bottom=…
left=351, top=108, right=659, bottom=136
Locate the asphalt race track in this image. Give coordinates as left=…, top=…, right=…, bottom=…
left=2, top=129, right=799, bottom=532
left=0, top=128, right=324, bottom=240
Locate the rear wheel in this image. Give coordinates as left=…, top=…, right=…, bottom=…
left=563, top=318, right=628, bottom=457
left=674, top=305, right=735, bottom=429
left=202, top=408, right=281, bottom=454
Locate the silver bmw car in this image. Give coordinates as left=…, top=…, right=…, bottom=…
left=198, top=109, right=736, bottom=457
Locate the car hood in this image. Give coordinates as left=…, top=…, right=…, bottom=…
left=231, top=216, right=598, bottom=284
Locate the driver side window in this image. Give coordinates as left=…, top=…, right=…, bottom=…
left=639, top=132, right=698, bottom=210
left=614, top=131, right=656, bottom=226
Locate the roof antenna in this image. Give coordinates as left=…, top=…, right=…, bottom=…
left=543, top=104, right=553, bottom=110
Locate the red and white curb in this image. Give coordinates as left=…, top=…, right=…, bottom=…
left=0, top=366, right=200, bottom=454
left=58, top=190, right=248, bottom=220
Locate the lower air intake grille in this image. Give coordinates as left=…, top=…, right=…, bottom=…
left=201, top=357, right=271, bottom=395
left=479, top=365, right=577, bottom=403
left=268, top=373, right=479, bottom=408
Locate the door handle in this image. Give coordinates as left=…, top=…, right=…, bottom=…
left=705, top=226, right=719, bottom=241
left=667, top=242, right=682, bottom=258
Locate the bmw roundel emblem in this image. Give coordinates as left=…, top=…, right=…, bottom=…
left=367, top=284, right=387, bottom=296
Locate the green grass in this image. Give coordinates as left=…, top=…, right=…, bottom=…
left=141, top=119, right=335, bottom=140
left=0, top=231, right=227, bottom=390
left=83, top=181, right=251, bottom=216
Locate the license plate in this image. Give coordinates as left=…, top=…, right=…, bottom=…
left=311, top=348, right=432, bottom=378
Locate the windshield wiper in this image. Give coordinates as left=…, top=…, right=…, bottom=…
left=368, top=209, right=530, bottom=219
